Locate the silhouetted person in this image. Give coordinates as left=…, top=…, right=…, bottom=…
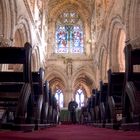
left=68, top=99, right=78, bottom=124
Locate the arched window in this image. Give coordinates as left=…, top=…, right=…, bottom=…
left=55, top=9, right=84, bottom=54
left=55, top=89, right=64, bottom=108
left=75, top=89, right=84, bottom=108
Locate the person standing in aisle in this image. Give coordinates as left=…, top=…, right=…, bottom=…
left=68, top=98, right=78, bottom=124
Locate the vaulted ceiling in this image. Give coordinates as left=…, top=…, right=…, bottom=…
left=48, top=0, right=94, bottom=12
left=47, top=0, right=94, bottom=23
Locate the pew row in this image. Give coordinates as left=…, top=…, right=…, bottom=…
left=32, top=68, right=49, bottom=130
left=99, top=81, right=108, bottom=127
left=0, top=43, right=34, bottom=131
left=92, top=82, right=108, bottom=128
left=94, top=90, right=101, bottom=124
left=47, top=88, right=59, bottom=125
left=86, top=89, right=96, bottom=125
left=122, top=43, right=140, bottom=130
left=105, top=69, right=125, bottom=129
left=0, top=68, right=51, bottom=130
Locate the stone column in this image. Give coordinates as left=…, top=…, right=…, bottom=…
left=63, top=59, right=73, bottom=107
left=64, top=88, right=73, bottom=108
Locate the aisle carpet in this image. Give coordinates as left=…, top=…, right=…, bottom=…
left=0, top=124, right=140, bottom=140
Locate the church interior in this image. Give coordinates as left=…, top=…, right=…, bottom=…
left=0, top=0, right=140, bottom=139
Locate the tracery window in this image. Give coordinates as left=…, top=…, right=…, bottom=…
left=55, top=89, right=64, bottom=108
left=55, top=10, right=84, bottom=54
left=75, top=89, right=84, bottom=108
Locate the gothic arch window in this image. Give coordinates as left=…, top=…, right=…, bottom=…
left=55, top=89, right=64, bottom=108
left=75, top=89, right=84, bottom=108
left=55, top=9, right=84, bottom=54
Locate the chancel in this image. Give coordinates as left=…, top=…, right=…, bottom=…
left=0, top=0, right=140, bottom=140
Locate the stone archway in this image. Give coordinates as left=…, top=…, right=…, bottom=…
left=72, top=66, right=95, bottom=98
left=73, top=75, right=92, bottom=101
left=47, top=0, right=92, bottom=57
left=107, top=16, right=126, bottom=72
left=8, top=28, right=26, bottom=71
left=46, top=65, right=67, bottom=106
left=99, top=45, right=108, bottom=82
left=14, top=29, right=24, bottom=47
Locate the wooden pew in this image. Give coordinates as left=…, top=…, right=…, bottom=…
left=94, top=90, right=101, bottom=124
left=47, top=90, right=59, bottom=125
left=0, top=72, right=34, bottom=127
left=32, top=68, right=45, bottom=130
left=92, top=82, right=108, bottom=128
left=122, top=43, right=140, bottom=130
left=88, top=89, right=96, bottom=124
left=80, top=105, right=89, bottom=124
left=79, top=96, right=93, bottom=124
left=0, top=42, right=34, bottom=130
left=86, top=97, right=92, bottom=123
left=42, top=80, right=60, bottom=126
left=52, top=95, right=60, bottom=124
left=44, top=87, right=58, bottom=125
left=47, top=88, right=53, bottom=124
left=105, top=69, right=125, bottom=129
left=41, top=80, right=49, bottom=124
left=0, top=68, right=49, bottom=130
left=99, top=81, right=108, bottom=127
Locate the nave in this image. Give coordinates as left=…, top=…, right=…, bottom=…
left=0, top=124, right=140, bottom=140
left=0, top=0, right=140, bottom=138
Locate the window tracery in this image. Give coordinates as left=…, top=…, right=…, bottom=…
left=55, top=10, right=84, bottom=54
left=55, top=89, right=64, bottom=108
left=75, top=89, right=84, bottom=108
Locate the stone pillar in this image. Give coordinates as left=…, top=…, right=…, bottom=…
left=63, top=59, right=73, bottom=108
left=64, top=88, right=73, bottom=108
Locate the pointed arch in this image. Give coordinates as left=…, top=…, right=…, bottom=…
left=72, top=65, right=95, bottom=98
left=32, top=46, right=40, bottom=71
left=46, top=70, right=66, bottom=107
left=98, top=44, right=108, bottom=82
left=48, top=1, right=92, bottom=57
left=107, top=15, right=126, bottom=72
left=14, top=29, right=25, bottom=47
left=45, top=65, right=67, bottom=90
left=14, top=16, right=32, bottom=44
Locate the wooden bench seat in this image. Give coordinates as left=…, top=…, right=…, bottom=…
left=87, top=89, right=96, bottom=124
left=41, top=80, right=49, bottom=125
left=47, top=88, right=59, bottom=126
left=122, top=43, right=140, bottom=130
left=31, top=68, right=49, bottom=130
left=94, top=90, right=101, bottom=124
left=0, top=42, right=33, bottom=131
left=0, top=68, right=49, bottom=130
left=99, top=81, right=108, bottom=127
left=105, top=69, right=125, bottom=129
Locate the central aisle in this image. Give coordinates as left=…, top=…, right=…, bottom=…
left=0, top=124, right=140, bottom=140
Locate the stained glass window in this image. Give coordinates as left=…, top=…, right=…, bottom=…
left=75, top=89, right=84, bottom=108
left=55, top=89, right=64, bottom=108
left=55, top=10, right=84, bottom=54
